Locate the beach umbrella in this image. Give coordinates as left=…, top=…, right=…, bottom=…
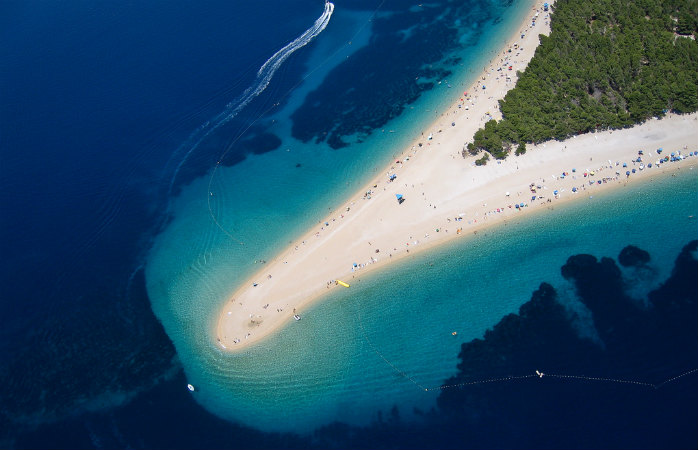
left=553, top=190, right=559, bottom=195
left=396, top=194, right=403, bottom=199
left=519, top=203, right=525, bottom=207
left=572, top=187, right=577, bottom=192
left=623, top=163, right=627, bottom=168
left=626, top=171, right=630, bottom=176
left=632, top=169, right=636, bottom=173
left=572, top=168, right=576, bottom=172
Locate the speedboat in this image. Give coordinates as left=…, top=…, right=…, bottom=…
left=294, top=314, right=301, bottom=321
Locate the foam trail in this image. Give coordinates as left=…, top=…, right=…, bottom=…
left=166, top=1, right=335, bottom=195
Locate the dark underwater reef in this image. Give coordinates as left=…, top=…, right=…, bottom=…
left=0, top=269, right=178, bottom=445
left=291, top=0, right=499, bottom=149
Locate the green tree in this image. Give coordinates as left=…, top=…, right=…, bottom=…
left=468, top=0, right=698, bottom=159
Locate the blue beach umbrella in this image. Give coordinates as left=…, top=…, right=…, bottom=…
left=632, top=169, right=636, bottom=173
left=572, top=187, right=577, bottom=192
left=553, top=190, right=558, bottom=195
left=396, top=194, right=403, bottom=200
left=626, top=171, right=631, bottom=176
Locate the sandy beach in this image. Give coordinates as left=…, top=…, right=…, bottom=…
left=215, top=1, right=698, bottom=351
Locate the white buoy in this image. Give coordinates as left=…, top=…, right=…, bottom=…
left=187, top=383, right=195, bottom=392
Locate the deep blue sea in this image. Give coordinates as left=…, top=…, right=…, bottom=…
left=1, top=1, right=696, bottom=449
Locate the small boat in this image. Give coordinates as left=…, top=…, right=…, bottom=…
left=187, top=384, right=195, bottom=392
left=336, top=280, right=350, bottom=288
left=294, top=314, right=301, bottom=321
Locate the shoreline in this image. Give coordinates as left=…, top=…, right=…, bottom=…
left=215, top=1, right=698, bottom=351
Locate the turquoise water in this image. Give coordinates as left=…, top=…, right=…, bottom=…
left=144, top=0, right=697, bottom=434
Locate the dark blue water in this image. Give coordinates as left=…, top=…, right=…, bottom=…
left=1, top=0, right=696, bottom=448
left=1, top=0, right=321, bottom=444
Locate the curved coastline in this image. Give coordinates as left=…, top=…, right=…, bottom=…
left=215, top=0, right=698, bottom=351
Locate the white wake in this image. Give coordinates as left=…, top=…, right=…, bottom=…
left=166, top=1, right=335, bottom=194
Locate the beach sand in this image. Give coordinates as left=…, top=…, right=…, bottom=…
left=216, top=1, right=698, bottom=350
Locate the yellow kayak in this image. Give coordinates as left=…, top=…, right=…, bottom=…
left=336, top=280, right=350, bottom=288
